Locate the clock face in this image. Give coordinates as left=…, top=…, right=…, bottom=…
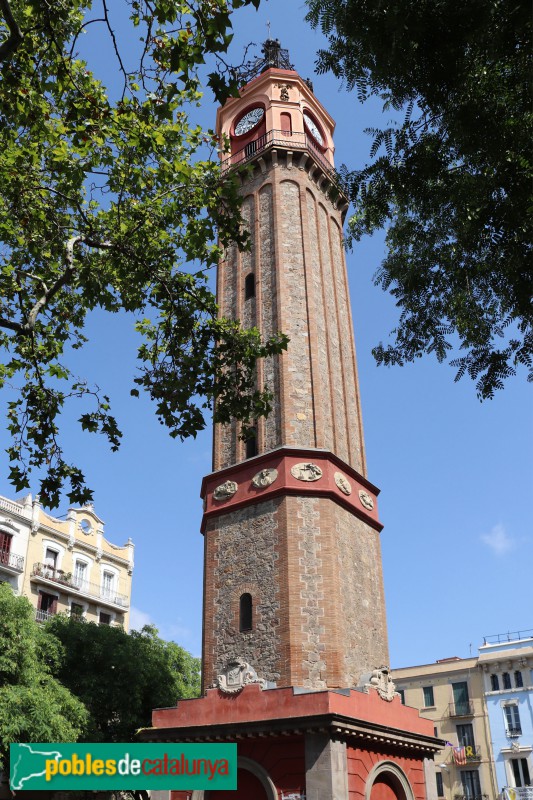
left=303, top=111, right=324, bottom=146
left=234, top=107, right=264, bottom=136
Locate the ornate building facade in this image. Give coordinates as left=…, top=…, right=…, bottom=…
left=0, top=492, right=134, bottom=629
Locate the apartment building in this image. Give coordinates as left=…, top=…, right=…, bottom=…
left=478, top=631, right=533, bottom=798
left=0, top=492, right=134, bottom=629
left=392, top=655, right=499, bottom=800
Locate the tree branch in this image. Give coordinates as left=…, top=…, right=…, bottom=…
left=0, top=0, right=22, bottom=63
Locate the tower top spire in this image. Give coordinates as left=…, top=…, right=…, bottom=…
left=236, top=37, right=294, bottom=85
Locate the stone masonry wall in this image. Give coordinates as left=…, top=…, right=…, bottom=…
left=213, top=153, right=367, bottom=474
left=203, top=498, right=282, bottom=688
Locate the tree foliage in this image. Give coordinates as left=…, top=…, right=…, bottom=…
left=0, top=0, right=285, bottom=508
left=0, top=583, right=88, bottom=773
left=307, top=0, right=532, bottom=397
left=45, top=616, right=200, bottom=743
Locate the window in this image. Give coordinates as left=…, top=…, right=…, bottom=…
left=504, top=704, right=522, bottom=736
left=490, top=674, right=499, bottom=691
left=514, top=670, right=523, bottom=688
left=70, top=602, right=84, bottom=619
left=280, top=112, right=292, bottom=135
left=510, top=758, right=531, bottom=788
left=457, top=723, right=475, bottom=748
left=239, top=593, right=252, bottom=632
left=0, top=532, right=12, bottom=565
left=452, top=681, right=470, bottom=715
left=461, top=770, right=481, bottom=799
left=102, top=571, right=114, bottom=599
left=99, top=612, right=111, bottom=625
left=436, top=772, right=444, bottom=798
left=503, top=672, right=512, bottom=689
left=434, top=726, right=439, bottom=738
left=38, top=591, right=57, bottom=614
left=44, top=548, right=58, bottom=568
left=423, top=686, right=434, bottom=707
left=74, top=560, right=87, bottom=589
left=397, top=689, right=405, bottom=704
left=244, top=273, right=255, bottom=300
left=245, top=430, right=257, bottom=459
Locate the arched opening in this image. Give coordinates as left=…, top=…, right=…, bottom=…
left=239, top=593, right=253, bottom=632
left=205, top=767, right=269, bottom=799
left=365, top=761, right=414, bottom=800
left=280, top=112, right=292, bottom=135
left=244, top=272, right=255, bottom=299
left=245, top=428, right=257, bottom=458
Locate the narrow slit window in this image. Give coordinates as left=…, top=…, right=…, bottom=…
left=245, top=429, right=257, bottom=459
left=244, top=273, right=255, bottom=299
left=239, top=593, right=252, bottom=632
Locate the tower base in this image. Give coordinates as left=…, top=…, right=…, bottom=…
left=144, top=683, right=441, bottom=800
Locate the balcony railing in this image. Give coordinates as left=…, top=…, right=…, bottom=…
left=0, top=551, right=24, bottom=572
left=449, top=701, right=475, bottom=717
left=502, top=789, right=533, bottom=800
left=464, top=746, right=482, bottom=762
left=506, top=726, right=522, bottom=738
left=483, top=629, right=533, bottom=645
left=35, top=609, right=56, bottom=623
left=220, top=129, right=347, bottom=195
left=453, top=794, right=488, bottom=800
left=31, top=562, right=128, bottom=608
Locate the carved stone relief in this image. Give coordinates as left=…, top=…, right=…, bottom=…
left=252, top=467, right=278, bottom=489
left=358, top=489, right=374, bottom=510
left=276, top=83, right=290, bottom=101
left=334, top=471, right=352, bottom=495
left=290, top=462, right=323, bottom=482
left=213, top=480, right=238, bottom=501
left=216, top=658, right=266, bottom=694
left=365, top=666, right=397, bottom=702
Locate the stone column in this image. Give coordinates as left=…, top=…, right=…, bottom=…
left=304, top=732, right=349, bottom=800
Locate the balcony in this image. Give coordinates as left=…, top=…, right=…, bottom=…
left=31, top=562, right=128, bottom=609
left=454, top=795, right=488, bottom=800
left=506, top=726, right=522, bottom=738
left=449, top=701, right=475, bottom=717
left=35, top=609, right=56, bottom=623
left=503, top=789, right=533, bottom=800
left=220, top=129, right=347, bottom=195
left=0, top=550, right=24, bottom=573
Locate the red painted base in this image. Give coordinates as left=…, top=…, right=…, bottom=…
left=145, top=684, right=440, bottom=800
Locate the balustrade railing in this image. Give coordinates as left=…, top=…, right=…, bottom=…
left=0, top=551, right=24, bottom=571
left=449, top=701, right=475, bottom=717
left=31, top=562, right=128, bottom=607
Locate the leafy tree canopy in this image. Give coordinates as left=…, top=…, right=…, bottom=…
left=307, top=0, right=532, bottom=397
left=0, top=583, right=88, bottom=773
left=45, top=616, right=200, bottom=743
left=0, top=0, right=286, bottom=508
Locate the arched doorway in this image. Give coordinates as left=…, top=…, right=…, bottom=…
left=194, top=755, right=277, bottom=800
left=365, top=761, right=414, bottom=800
left=205, top=767, right=268, bottom=799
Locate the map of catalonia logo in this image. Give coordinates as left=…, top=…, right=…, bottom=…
left=10, top=743, right=237, bottom=790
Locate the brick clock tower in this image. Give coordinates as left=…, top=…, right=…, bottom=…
left=147, top=41, right=441, bottom=800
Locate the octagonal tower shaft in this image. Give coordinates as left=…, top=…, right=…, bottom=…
left=200, top=63, right=389, bottom=693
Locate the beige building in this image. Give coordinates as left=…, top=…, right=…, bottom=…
left=0, top=492, right=133, bottom=629
left=392, top=657, right=499, bottom=800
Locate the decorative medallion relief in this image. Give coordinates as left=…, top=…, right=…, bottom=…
left=252, top=467, right=278, bottom=489
left=290, top=462, right=323, bottom=482
left=358, top=489, right=374, bottom=510
left=216, top=658, right=266, bottom=694
left=334, top=471, right=352, bottom=495
left=213, top=480, right=238, bottom=501
left=365, top=666, right=397, bottom=702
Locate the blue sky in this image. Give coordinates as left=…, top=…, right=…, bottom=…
left=1, top=0, right=531, bottom=669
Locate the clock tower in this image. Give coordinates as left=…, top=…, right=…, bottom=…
left=201, top=38, right=388, bottom=693
left=147, top=40, right=440, bottom=800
